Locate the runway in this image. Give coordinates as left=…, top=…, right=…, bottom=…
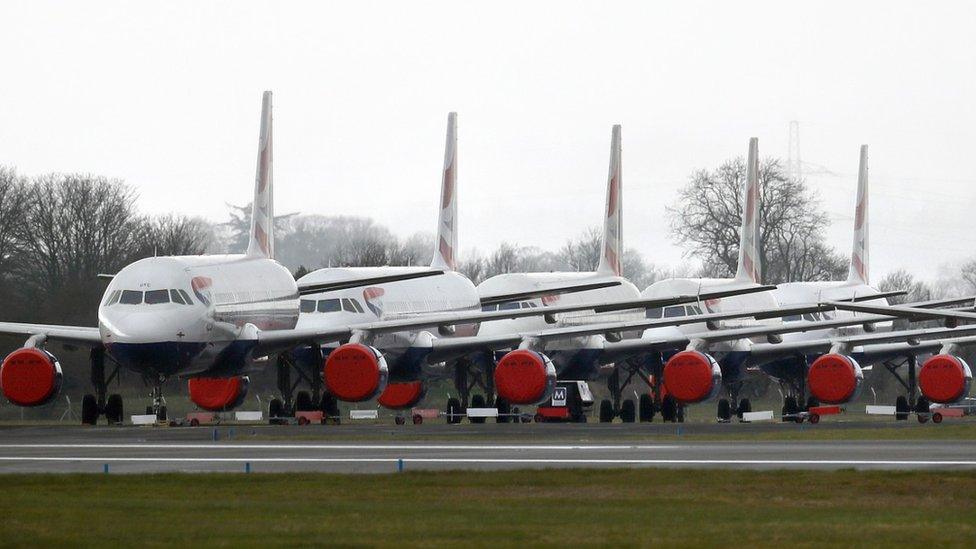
left=0, top=423, right=974, bottom=473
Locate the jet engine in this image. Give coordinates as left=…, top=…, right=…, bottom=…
left=323, top=343, right=389, bottom=402
left=188, top=376, right=250, bottom=411
left=806, top=354, right=864, bottom=404
left=0, top=347, right=63, bottom=407
left=662, top=350, right=722, bottom=404
left=493, top=349, right=557, bottom=405
left=377, top=381, right=427, bottom=410
left=919, top=354, right=973, bottom=404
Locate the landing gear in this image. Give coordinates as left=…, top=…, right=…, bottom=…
left=148, top=379, right=167, bottom=421
left=599, top=399, right=614, bottom=423
left=295, top=391, right=313, bottom=412
left=619, top=399, right=636, bottom=423
left=81, top=394, right=98, bottom=425
left=269, top=398, right=285, bottom=424
left=320, top=393, right=340, bottom=424
left=782, top=395, right=800, bottom=422
left=470, top=394, right=487, bottom=424
left=496, top=399, right=511, bottom=423
left=737, top=398, right=752, bottom=419
left=661, top=395, right=678, bottom=423
left=446, top=397, right=462, bottom=424
left=104, top=394, right=124, bottom=424
left=272, top=351, right=332, bottom=425
left=639, top=394, right=655, bottom=422
left=717, top=398, right=732, bottom=422
left=895, top=395, right=910, bottom=421
left=451, top=356, right=495, bottom=422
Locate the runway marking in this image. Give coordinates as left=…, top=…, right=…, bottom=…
left=0, top=457, right=975, bottom=466
left=0, top=444, right=677, bottom=451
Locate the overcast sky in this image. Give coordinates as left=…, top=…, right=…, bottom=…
left=2, top=1, right=974, bottom=281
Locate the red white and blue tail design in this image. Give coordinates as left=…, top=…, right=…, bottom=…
left=431, top=112, right=458, bottom=271
left=734, top=137, right=761, bottom=284
left=246, top=91, right=274, bottom=259
left=596, top=124, right=623, bottom=277
left=846, top=145, right=869, bottom=285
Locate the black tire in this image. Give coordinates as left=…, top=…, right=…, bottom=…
left=395, top=415, right=405, bottom=425
left=737, top=398, right=752, bottom=418
left=717, top=398, right=732, bottom=422
left=805, top=396, right=820, bottom=410
left=446, top=397, right=462, bottom=424
left=319, top=393, right=340, bottom=419
left=496, top=399, right=511, bottom=423
left=599, top=399, right=614, bottom=423
left=639, top=394, right=654, bottom=422
left=157, top=405, right=167, bottom=422
left=895, top=395, right=910, bottom=421
left=620, top=399, right=636, bottom=423
left=145, top=405, right=153, bottom=416
left=104, top=394, right=123, bottom=424
left=677, top=405, right=685, bottom=423
left=809, top=413, right=820, bottom=424
left=661, top=396, right=677, bottom=423
left=782, top=396, right=799, bottom=422
left=470, top=394, right=487, bottom=424
left=295, top=391, right=313, bottom=412
left=81, top=394, right=98, bottom=425
left=915, top=397, right=930, bottom=415
left=269, top=398, right=283, bottom=424
left=933, top=412, right=944, bottom=424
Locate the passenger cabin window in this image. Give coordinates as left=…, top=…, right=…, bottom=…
left=119, top=290, right=143, bottom=305
left=300, top=299, right=316, bottom=313
left=317, top=299, right=341, bottom=313
left=646, top=308, right=663, bottom=319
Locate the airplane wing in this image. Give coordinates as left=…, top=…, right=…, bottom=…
left=590, top=284, right=778, bottom=313
left=825, top=299, right=976, bottom=325
left=297, top=270, right=446, bottom=296
left=0, top=322, right=102, bottom=346
left=748, top=325, right=976, bottom=358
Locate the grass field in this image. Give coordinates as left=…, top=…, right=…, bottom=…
left=2, top=469, right=975, bottom=547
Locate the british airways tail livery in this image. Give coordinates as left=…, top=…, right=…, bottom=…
left=847, top=144, right=869, bottom=286
left=734, top=137, right=761, bottom=284
left=596, top=124, right=623, bottom=277
left=431, top=112, right=458, bottom=271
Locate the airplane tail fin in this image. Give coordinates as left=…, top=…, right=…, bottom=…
left=846, top=145, right=869, bottom=285
left=246, top=91, right=274, bottom=259
left=431, top=112, right=458, bottom=271
left=596, top=125, right=623, bottom=277
left=733, top=137, right=761, bottom=284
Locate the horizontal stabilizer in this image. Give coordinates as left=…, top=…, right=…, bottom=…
left=480, top=280, right=622, bottom=307
left=297, top=270, right=445, bottom=296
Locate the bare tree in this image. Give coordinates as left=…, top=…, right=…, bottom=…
left=137, top=214, right=213, bottom=257
left=668, top=157, right=846, bottom=283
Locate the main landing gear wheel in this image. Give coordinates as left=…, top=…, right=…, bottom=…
left=157, top=406, right=167, bottom=422
left=895, top=395, right=910, bottom=421
left=81, top=394, right=98, bottom=425
left=915, top=397, right=930, bottom=415
left=320, top=393, right=340, bottom=424
left=295, top=391, right=313, bottom=412
left=269, top=398, right=284, bottom=425
left=717, top=398, right=732, bottom=422
left=470, top=394, right=487, bottom=424
left=496, top=399, right=511, bottom=424
left=599, top=399, right=614, bottom=423
left=639, top=394, right=654, bottom=422
left=104, top=394, right=123, bottom=424
left=782, top=396, right=799, bottom=423
left=619, top=399, right=636, bottom=423
left=737, top=398, right=752, bottom=420
left=395, top=416, right=406, bottom=425
left=661, top=396, right=678, bottom=423
left=446, top=398, right=462, bottom=424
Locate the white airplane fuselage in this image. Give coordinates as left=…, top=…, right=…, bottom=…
left=98, top=254, right=299, bottom=378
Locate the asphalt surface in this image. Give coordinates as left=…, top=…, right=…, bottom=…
left=0, top=422, right=974, bottom=473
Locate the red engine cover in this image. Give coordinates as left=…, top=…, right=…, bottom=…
left=188, top=376, right=249, bottom=411
left=377, top=381, right=426, bottom=410
left=807, top=354, right=862, bottom=404
left=0, top=348, right=63, bottom=407
left=494, top=349, right=555, bottom=405
left=663, top=350, right=719, bottom=404
left=324, top=343, right=388, bottom=402
left=919, top=355, right=972, bottom=404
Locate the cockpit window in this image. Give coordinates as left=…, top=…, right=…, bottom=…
left=300, top=299, right=316, bottom=313
left=802, top=313, right=818, bottom=322
left=350, top=299, right=365, bottom=314
left=103, top=290, right=121, bottom=306
left=646, top=307, right=663, bottom=319
left=317, top=299, right=341, bottom=313
left=688, top=305, right=703, bottom=315
left=482, top=304, right=497, bottom=312
left=144, top=290, right=170, bottom=304
left=664, top=306, right=685, bottom=318
left=499, top=302, right=520, bottom=311
left=341, top=298, right=357, bottom=313
left=783, top=314, right=802, bottom=322
left=169, top=289, right=186, bottom=305
left=178, top=289, right=194, bottom=305
left=119, top=290, right=143, bottom=305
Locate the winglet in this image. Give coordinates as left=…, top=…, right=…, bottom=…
left=246, top=91, right=274, bottom=259
left=846, top=145, right=869, bottom=285
left=431, top=112, right=458, bottom=271
left=596, top=125, right=623, bottom=277
left=733, top=137, right=761, bottom=283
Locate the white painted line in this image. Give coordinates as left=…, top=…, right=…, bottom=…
left=0, top=457, right=974, bottom=466
left=0, top=444, right=677, bottom=451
